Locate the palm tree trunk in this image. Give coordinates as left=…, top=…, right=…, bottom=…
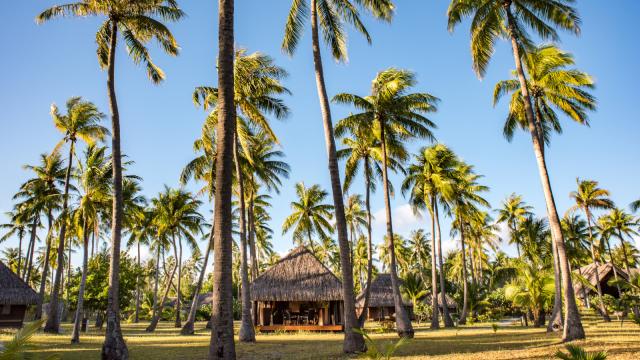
left=146, top=261, right=177, bottom=332
left=547, top=241, right=563, bottom=332
left=306, top=228, right=315, bottom=254
left=151, top=244, right=161, bottom=324
left=357, top=159, right=374, bottom=327
left=458, top=215, right=469, bottom=325
left=585, top=212, right=610, bottom=321
left=22, top=236, right=32, bottom=281
left=181, top=230, right=214, bottom=335
left=248, top=190, right=258, bottom=279
left=604, top=237, right=622, bottom=297
left=618, top=231, right=632, bottom=276
left=101, top=20, right=129, bottom=359
left=208, top=0, right=237, bottom=357
left=378, top=116, right=414, bottom=338
left=25, top=218, right=39, bottom=287
left=234, top=135, right=256, bottom=342
left=65, top=242, right=72, bottom=322
left=510, top=223, right=521, bottom=258
left=17, top=232, right=23, bottom=278
left=44, top=141, right=74, bottom=333
left=36, top=211, right=54, bottom=319
left=504, top=3, right=585, bottom=341
left=308, top=0, right=365, bottom=351
left=91, top=226, right=96, bottom=259
left=134, top=240, right=141, bottom=323
left=434, top=205, right=454, bottom=327
left=71, top=220, right=90, bottom=343
left=429, top=201, right=440, bottom=329
left=174, top=236, right=183, bottom=328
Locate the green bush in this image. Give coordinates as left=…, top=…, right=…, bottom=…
left=555, top=345, right=607, bottom=360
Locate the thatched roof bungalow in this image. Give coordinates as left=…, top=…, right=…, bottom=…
left=250, top=246, right=344, bottom=331
left=355, top=274, right=413, bottom=321
left=424, top=292, right=458, bottom=312
left=573, top=262, right=630, bottom=301
left=0, top=261, right=38, bottom=328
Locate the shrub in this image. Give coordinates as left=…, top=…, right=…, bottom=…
left=555, top=345, right=607, bottom=360
left=353, top=328, right=409, bottom=360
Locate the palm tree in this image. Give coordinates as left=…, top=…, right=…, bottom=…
left=335, top=108, right=404, bottom=326
left=569, top=179, right=615, bottom=321
left=447, top=0, right=585, bottom=342
left=561, top=214, right=591, bottom=308
left=37, top=98, right=108, bottom=333
left=1, top=209, right=28, bottom=277
left=151, top=187, right=203, bottom=330
left=193, top=49, right=290, bottom=343
left=496, top=194, right=533, bottom=258
left=71, top=145, right=112, bottom=344
left=179, top=118, right=216, bottom=336
left=282, top=182, right=334, bottom=253
left=505, top=259, right=555, bottom=327
left=344, top=195, right=367, bottom=268
left=402, top=144, right=457, bottom=329
left=282, top=0, right=394, bottom=351
left=1, top=248, right=21, bottom=272
left=631, top=200, right=640, bottom=213
left=1, top=209, right=29, bottom=275
left=18, top=152, right=65, bottom=319
left=493, top=44, right=595, bottom=148
left=406, top=229, right=431, bottom=286
left=493, top=41, right=595, bottom=335
left=37, top=2, right=183, bottom=355
left=600, top=209, right=637, bottom=279
left=378, top=234, right=410, bottom=277
left=207, top=1, right=234, bottom=355
left=449, top=163, right=489, bottom=324
left=244, top=133, right=290, bottom=279
left=126, top=209, right=154, bottom=324
left=335, top=68, right=438, bottom=336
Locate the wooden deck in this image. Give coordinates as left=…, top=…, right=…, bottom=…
left=256, top=324, right=344, bottom=332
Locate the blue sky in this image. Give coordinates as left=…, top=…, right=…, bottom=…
left=1, top=1, right=639, bottom=266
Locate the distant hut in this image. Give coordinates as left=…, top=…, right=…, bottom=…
left=0, top=261, right=38, bottom=328
left=573, top=262, right=629, bottom=302
left=250, top=246, right=344, bottom=331
left=425, top=292, right=458, bottom=314
left=355, top=274, right=413, bottom=321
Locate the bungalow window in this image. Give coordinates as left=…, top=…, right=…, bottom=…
left=1, top=305, right=10, bottom=315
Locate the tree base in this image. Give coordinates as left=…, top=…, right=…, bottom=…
left=102, top=331, right=129, bottom=360
left=180, top=322, right=195, bottom=335
left=397, top=329, right=415, bottom=339
left=342, top=331, right=366, bottom=354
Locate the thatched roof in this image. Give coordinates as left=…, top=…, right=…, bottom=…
left=250, top=246, right=343, bottom=302
left=573, top=262, right=629, bottom=296
left=424, top=292, right=458, bottom=309
left=0, top=261, right=38, bottom=305
left=355, top=274, right=412, bottom=308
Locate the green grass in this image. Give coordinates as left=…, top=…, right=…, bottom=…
left=1, top=315, right=639, bottom=359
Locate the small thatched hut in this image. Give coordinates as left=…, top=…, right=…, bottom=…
left=355, top=274, right=413, bottom=321
left=250, top=246, right=344, bottom=331
left=424, top=292, right=458, bottom=313
left=0, top=261, right=38, bottom=328
left=573, top=262, right=629, bottom=301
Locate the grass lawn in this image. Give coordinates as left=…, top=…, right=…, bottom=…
left=1, top=315, right=639, bottom=359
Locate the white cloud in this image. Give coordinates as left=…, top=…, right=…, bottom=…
left=371, top=204, right=426, bottom=245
